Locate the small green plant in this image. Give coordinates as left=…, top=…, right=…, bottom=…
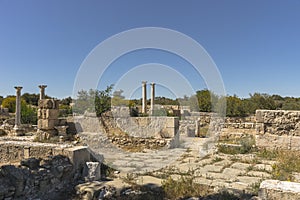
left=272, top=151, right=300, bottom=181
left=218, top=136, right=255, bottom=155
left=246, top=165, right=254, bottom=172
left=101, top=163, right=117, bottom=178
left=249, top=180, right=262, bottom=195
left=198, top=126, right=209, bottom=138
left=256, top=148, right=278, bottom=160
left=123, top=173, right=136, bottom=184
left=212, top=156, right=224, bottom=163
left=162, top=175, right=211, bottom=199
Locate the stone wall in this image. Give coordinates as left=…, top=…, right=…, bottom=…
left=0, top=141, right=90, bottom=171
left=179, top=111, right=256, bottom=139
left=115, top=117, right=178, bottom=137
left=256, top=110, right=300, bottom=150
left=0, top=156, right=78, bottom=199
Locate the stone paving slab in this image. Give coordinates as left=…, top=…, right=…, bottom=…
left=213, top=159, right=232, bottom=167
left=222, top=168, right=246, bottom=177
left=247, top=171, right=272, bottom=178
left=231, top=162, right=252, bottom=170
left=193, top=177, right=213, bottom=185
left=202, top=172, right=234, bottom=182
left=229, top=182, right=248, bottom=191
left=254, top=163, right=273, bottom=172
left=236, top=176, right=262, bottom=185
left=202, top=164, right=224, bottom=173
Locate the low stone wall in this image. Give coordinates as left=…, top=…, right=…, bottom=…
left=72, top=115, right=101, bottom=133
left=256, top=110, right=300, bottom=150
left=0, top=141, right=90, bottom=171
left=259, top=180, right=300, bottom=200
left=115, top=117, right=178, bottom=138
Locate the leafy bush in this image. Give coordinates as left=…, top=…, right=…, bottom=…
left=21, top=104, right=37, bottom=124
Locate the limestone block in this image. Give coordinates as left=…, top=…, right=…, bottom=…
left=63, top=146, right=91, bottom=171
left=256, top=134, right=292, bottom=150
left=186, top=126, right=195, bottom=137
left=256, top=123, right=265, bottom=135
left=159, top=127, right=174, bottom=138
left=83, top=162, right=101, bottom=181
left=290, top=136, right=300, bottom=151
left=52, top=147, right=64, bottom=156
left=259, top=180, right=300, bottom=200
left=165, top=117, right=175, bottom=128
left=38, top=119, right=59, bottom=130
left=256, top=110, right=264, bottom=123
left=38, top=99, right=59, bottom=109
left=38, top=109, right=59, bottom=120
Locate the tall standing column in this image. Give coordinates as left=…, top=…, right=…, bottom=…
left=150, top=83, right=155, bottom=115
left=142, top=81, right=147, bottom=114
left=14, top=86, right=23, bottom=129
left=38, top=85, right=47, bottom=100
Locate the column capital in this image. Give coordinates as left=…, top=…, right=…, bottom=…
left=142, top=81, right=147, bottom=85
left=38, top=85, right=47, bottom=89
left=14, top=86, right=23, bottom=90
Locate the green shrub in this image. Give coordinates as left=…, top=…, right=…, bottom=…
left=272, top=151, right=300, bottom=181
left=218, top=136, right=255, bottom=154
left=162, top=175, right=210, bottom=199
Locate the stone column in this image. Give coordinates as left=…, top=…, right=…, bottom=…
left=142, top=81, right=147, bottom=114
left=150, top=83, right=155, bottom=115
left=38, top=85, right=47, bottom=100
left=14, top=86, right=22, bottom=130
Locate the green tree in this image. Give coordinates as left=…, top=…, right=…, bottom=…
left=196, top=89, right=219, bottom=112
left=60, top=96, right=72, bottom=105
left=247, top=93, right=276, bottom=114
left=2, top=96, right=17, bottom=112
left=73, top=85, right=113, bottom=117
left=22, top=93, right=40, bottom=106
left=21, top=104, right=37, bottom=124
left=0, top=96, right=3, bottom=105
left=282, top=98, right=300, bottom=110
left=1, top=96, right=37, bottom=124
left=226, top=95, right=246, bottom=117
left=95, top=85, right=113, bottom=116
left=111, top=89, right=129, bottom=106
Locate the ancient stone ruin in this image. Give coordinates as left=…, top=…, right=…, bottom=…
left=37, top=98, right=60, bottom=138
left=256, top=109, right=300, bottom=150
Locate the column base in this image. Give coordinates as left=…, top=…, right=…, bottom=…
left=12, top=126, right=25, bottom=136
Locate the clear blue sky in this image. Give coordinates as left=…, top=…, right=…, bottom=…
left=0, top=0, right=300, bottom=99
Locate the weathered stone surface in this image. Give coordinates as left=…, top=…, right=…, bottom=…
left=231, top=162, right=252, bottom=171
left=237, top=176, right=262, bottom=185
left=259, top=180, right=300, bottom=200
left=0, top=155, right=78, bottom=199
left=20, top=157, right=40, bottom=170
left=63, top=146, right=91, bottom=171
left=222, top=168, right=246, bottom=177
left=247, top=171, right=272, bottom=178
left=255, top=110, right=300, bottom=150
left=254, top=164, right=273, bottom=172
left=201, top=164, right=224, bottom=173
left=84, top=162, right=101, bottom=181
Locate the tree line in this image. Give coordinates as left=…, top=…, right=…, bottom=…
left=2, top=87, right=300, bottom=122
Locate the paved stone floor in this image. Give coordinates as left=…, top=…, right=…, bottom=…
left=80, top=132, right=275, bottom=193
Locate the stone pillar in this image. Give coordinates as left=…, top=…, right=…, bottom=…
left=38, top=85, right=47, bottom=100
left=142, top=81, right=147, bottom=114
left=14, top=86, right=23, bottom=131
left=150, top=83, right=155, bottom=115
